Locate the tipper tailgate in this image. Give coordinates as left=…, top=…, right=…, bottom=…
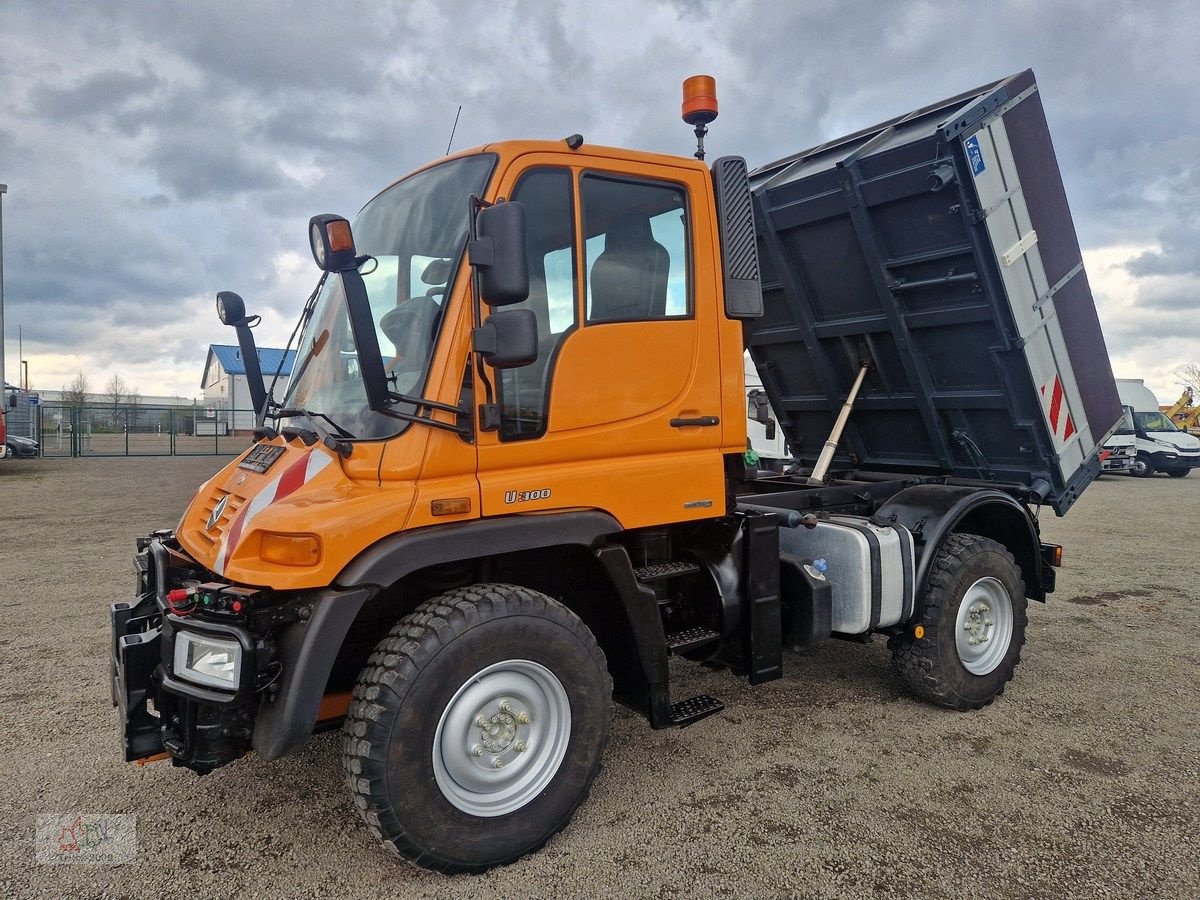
left=747, top=68, right=1120, bottom=515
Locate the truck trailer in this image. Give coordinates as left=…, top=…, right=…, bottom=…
left=112, top=70, right=1121, bottom=872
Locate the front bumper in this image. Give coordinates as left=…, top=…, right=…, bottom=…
left=1148, top=450, right=1200, bottom=470
left=112, top=537, right=272, bottom=771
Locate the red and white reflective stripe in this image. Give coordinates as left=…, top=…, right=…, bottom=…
left=1040, top=374, right=1076, bottom=443
left=214, top=449, right=333, bottom=575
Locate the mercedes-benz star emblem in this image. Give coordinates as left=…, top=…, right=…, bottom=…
left=207, top=495, right=229, bottom=531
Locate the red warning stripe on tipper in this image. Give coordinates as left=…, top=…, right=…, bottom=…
left=1041, top=375, right=1076, bottom=442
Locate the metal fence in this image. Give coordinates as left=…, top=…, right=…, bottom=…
left=35, top=404, right=257, bottom=458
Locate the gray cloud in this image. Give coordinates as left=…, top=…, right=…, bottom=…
left=0, top=0, right=1198, bottom=399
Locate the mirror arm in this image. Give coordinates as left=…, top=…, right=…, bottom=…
left=377, top=405, right=471, bottom=437
left=232, top=321, right=267, bottom=424
left=341, top=267, right=392, bottom=413
left=468, top=193, right=499, bottom=429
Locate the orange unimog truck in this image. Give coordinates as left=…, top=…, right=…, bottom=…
left=113, top=71, right=1122, bottom=872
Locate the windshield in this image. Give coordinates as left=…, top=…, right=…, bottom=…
left=1134, top=410, right=1180, bottom=433
left=279, top=154, right=495, bottom=439
left=1114, top=406, right=1135, bottom=434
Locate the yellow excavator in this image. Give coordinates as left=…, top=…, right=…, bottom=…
left=1163, top=390, right=1200, bottom=435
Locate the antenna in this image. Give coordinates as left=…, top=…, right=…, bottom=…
left=681, top=75, right=718, bottom=161
left=445, top=105, right=463, bottom=156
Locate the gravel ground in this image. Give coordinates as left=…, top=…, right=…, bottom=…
left=1, top=457, right=1197, bottom=899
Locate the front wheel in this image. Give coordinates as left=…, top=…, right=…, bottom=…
left=342, top=583, right=612, bottom=873
left=1129, top=453, right=1155, bottom=477
left=890, top=533, right=1028, bottom=710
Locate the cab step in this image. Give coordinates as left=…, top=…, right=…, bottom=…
left=665, top=626, right=721, bottom=654
left=634, top=561, right=702, bottom=582
left=670, top=694, right=724, bottom=727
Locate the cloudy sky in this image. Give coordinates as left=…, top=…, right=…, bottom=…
left=0, top=0, right=1197, bottom=403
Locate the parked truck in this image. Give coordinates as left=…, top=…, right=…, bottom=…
left=745, top=352, right=789, bottom=467
left=112, top=70, right=1121, bottom=872
left=1118, top=378, right=1200, bottom=477
left=1098, top=405, right=1136, bottom=474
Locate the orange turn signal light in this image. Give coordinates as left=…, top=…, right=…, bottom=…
left=326, top=219, right=354, bottom=253
left=261, top=532, right=322, bottom=567
left=682, top=74, right=718, bottom=125
left=431, top=497, right=472, bottom=516
left=913, top=624, right=926, bottom=640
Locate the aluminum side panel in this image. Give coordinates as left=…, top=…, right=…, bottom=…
left=966, top=117, right=1092, bottom=485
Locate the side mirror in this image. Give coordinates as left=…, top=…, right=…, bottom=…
left=309, top=214, right=358, bottom=271
left=747, top=389, right=771, bottom=424
left=473, top=309, right=537, bottom=369
left=469, top=201, right=529, bottom=305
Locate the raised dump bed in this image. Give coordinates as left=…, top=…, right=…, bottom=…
left=747, top=69, right=1120, bottom=515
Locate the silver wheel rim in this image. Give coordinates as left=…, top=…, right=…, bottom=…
left=954, top=576, right=1014, bottom=676
left=432, top=659, right=571, bottom=818
left=1131, top=458, right=1149, bottom=476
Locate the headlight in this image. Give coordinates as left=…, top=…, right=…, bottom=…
left=173, top=631, right=242, bottom=690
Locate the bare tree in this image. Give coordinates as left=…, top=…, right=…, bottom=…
left=1173, top=364, right=1200, bottom=401
left=105, top=373, right=127, bottom=429
left=62, top=372, right=89, bottom=409
left=127, top=387, right=143, bottom=430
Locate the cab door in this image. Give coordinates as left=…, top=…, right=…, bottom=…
left=475, top=156, right=726, bottom=529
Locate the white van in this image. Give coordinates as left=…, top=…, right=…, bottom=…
left=1117, top=379, right=1200, bottom=477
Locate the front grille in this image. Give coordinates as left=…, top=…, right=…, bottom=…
left=192, top=488, right=245, bottom=551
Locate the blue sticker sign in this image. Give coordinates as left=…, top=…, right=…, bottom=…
left=964, top=135, right=986, bottom=176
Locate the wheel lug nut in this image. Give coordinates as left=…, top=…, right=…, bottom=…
left=471, top=744, right=483, bottom=757
left=499, top=699, right=512, bottom=712
left=517, top=712, right=531, bottom=725
left=475, top=715, right=488, bottom=728
left=492, top=757, right=505, bottom=769
left=514, top=740, right=527, bottom=753
left=985, top=619, right=994, bottom=627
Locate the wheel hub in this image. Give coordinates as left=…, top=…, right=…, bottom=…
left=432, top=660, right=571, bottom=817
left=954, top=576, right=1014, bottom=676
left=473, top=700, right=530, bottom=761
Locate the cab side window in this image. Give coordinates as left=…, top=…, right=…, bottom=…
left=498, top=168, right=578, bottom=441
left=582, top=174, right=690, bottom=322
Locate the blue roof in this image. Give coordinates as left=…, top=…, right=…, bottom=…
left=205, top=345, right=297, bottom=382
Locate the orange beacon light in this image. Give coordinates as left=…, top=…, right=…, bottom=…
left=682, top=75, right=718, bottom=160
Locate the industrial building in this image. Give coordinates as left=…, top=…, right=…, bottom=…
left=201, top=345, right=295, bottom=433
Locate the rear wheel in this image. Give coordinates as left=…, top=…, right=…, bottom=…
left=890, top=533, right=1027, bottom=710
left=1167, top=468, right=1190, bottom=478
left=342, top=583, right=612, bottom=873
left=1129, top=453, right=1155, bottom=477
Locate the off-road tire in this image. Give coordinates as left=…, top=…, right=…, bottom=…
left=342, top=583, right=612, bottom=873
left=1130, top=453, right=1155, bottom=477
left=889, top=533, right=1027, bottom=710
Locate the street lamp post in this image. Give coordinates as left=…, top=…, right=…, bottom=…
left=0, top=183, right=7, bottom=393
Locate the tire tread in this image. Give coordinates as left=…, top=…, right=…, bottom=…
left=341, top=582, right=612, bottom=874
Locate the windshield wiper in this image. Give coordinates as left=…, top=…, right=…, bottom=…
left=269, top=406, right=355, bottom=440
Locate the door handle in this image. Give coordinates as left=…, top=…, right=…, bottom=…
left=670, top=416, right=720, bottom=428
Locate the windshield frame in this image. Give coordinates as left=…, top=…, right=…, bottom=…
left=277, top=152, right=498, bottom=442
